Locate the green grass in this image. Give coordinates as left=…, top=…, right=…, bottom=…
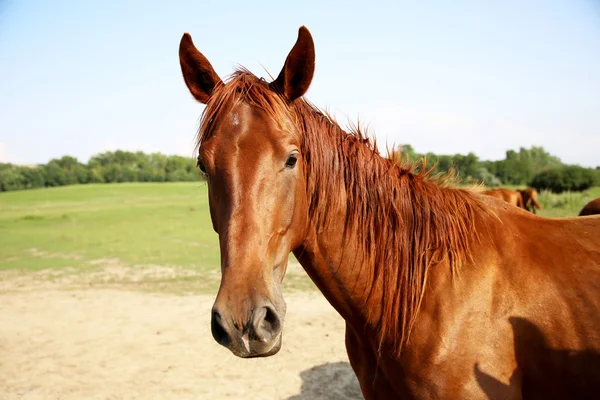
left=536, top=187, right=600, bottom=218
left=1, top=183, right=598, bottom=293
left=1, top=183, right=218, bottom=271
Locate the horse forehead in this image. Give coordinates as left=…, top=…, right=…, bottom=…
left=211, top=102, right=290, bottom=152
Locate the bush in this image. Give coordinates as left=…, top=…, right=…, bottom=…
left=530, top=166, right=597, bottom=193
left=473, top=167, right=502, bottom=187
left=0, top=167, right=25, bottom=191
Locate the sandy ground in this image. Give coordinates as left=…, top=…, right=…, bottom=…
left=0, top=267, right=363, bottom=400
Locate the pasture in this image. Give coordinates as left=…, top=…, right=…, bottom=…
left=1, top=182, right=598, bottom=291
left=1, top=183, right=217, bottom=272
left=1, top=182, right=599, bottom=399
left=0, top=182, right=315, bottom=293
left=537, top=188, right=600, bottom=217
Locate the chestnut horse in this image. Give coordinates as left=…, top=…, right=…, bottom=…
left=579, top=197, right=600, bottom=216
left=482, top=188, right=524, bottom=209
left=518, top=188, right=543, bottom=214
left=179, top=27, right=600, bottom=399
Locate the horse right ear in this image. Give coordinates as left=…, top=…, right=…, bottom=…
left=270, top=26, right=315, bottom=102
left=179, top=33, right=223, bottom=104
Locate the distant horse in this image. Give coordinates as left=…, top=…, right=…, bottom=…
left=179, top=26, right=600, bottom=399
left=482, top=188, right=524, bottom=209
left=518, top=188, right=543, bottom=214
left=579, top=197, right=600, bottom=216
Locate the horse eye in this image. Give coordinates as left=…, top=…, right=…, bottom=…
left=285, top=152, right=299, bottom=169
left=197, top=157, right=207, bottom=174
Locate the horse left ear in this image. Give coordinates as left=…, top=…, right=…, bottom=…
left=270, top=26, right=315, bottom=101
left=179, top=33, right=223, bottom=104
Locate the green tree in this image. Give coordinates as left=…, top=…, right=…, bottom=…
left=20, top=166, right=46, bottom=189
left=103, top=164, right=123, bottom=183
left=530, top=165, right=596, bottom=193
left=43, top=162, right=68, bottom=187
left=0, top=167, right=25, bottom=191
left=88, top=167, right=105, bottom=183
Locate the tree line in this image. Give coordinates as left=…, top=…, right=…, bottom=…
left=0, top=151, right=201, bottom=192
left=398, top=145, right=599, bottom=193
left=1, top=147, right=598, bottom=193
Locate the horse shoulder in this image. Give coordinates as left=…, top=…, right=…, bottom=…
left=396, top=253, right=521, bottom=399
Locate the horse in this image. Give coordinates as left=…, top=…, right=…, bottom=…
left=518, top=188, right=543, bottom=214
left=482, top=188, right=524, bottom=209
left=579, top=197, right=600, bottom=216
left=178, top=26, right=600, bottom=399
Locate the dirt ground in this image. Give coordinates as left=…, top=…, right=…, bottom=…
left=0, top=266, right=363, bottom=400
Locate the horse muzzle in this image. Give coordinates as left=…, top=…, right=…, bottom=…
left=211, top=302, right=284, bottom=358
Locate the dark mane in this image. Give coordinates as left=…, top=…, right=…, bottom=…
left=196, top=69, right=490, bottom=355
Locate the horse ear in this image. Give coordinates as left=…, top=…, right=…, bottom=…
left=179, top=33, right=223, bottom=104
left=270, top=26, right=315, bottom=101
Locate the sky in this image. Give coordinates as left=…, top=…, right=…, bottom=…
left=1, top=0, right=599, bottom=167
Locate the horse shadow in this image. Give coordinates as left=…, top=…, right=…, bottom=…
left=475, top=317, right=600, bottom=399
left=285, top=361, right=364, bottom=400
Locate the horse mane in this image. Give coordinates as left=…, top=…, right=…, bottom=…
left=196, top=69, right=490, bottom=356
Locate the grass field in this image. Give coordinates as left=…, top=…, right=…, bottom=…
left=1, top=182, right=599, bottom=292
left=0, top=183, right=227, bottom=293
left=536, top=187, right=600, bottom=218
left=1, top=183, right=216, bottom=270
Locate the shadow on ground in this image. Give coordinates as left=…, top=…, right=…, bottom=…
left=285, top=361, right=363, bottom=400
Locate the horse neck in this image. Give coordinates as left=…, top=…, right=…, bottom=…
left=293, top=107, right=405, bottom=327
left=293, top=106, right=484, bottom=350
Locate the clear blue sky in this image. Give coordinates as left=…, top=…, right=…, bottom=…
left=1, top=0, right=599, bottom=167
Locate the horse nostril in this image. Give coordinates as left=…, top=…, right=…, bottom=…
left=264, top=306, right=280, bottom=332
left=211, top=309, right=230, bottom=348
left=252, top=306, right=281, bottom=342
